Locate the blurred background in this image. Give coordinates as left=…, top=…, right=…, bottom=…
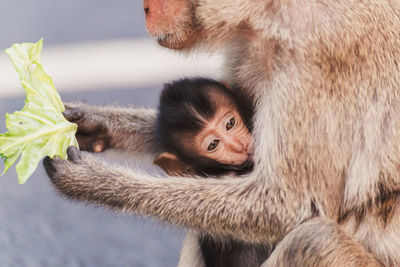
left=0, top=1, right=223, bottom=266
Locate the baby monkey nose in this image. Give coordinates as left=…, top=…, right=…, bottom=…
left=230, top=137, right=245, bottom=152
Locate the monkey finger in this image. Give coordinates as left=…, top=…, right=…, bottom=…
left=64, top=104, right=105, bottom=133
left=63, top=107, right=83, bottom=122
left=67, top=146, right=82, bottom=163
left=43, top=156, right=67, bottom=183
left=43, top=156, right=57, bottom=174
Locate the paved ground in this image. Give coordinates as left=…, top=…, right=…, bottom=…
left=0, top=87, right=185, bottom=267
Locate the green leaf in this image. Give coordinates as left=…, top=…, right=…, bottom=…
left=0, top=39, right=78, bottom=184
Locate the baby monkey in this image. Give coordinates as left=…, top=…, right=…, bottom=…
left=154, top=78, right=254, bottom=177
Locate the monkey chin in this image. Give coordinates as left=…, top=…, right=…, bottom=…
left=157, top=35, right=192, bottom=50
left=157, top=34, right=181, bottom=49
left=156, top=30, right=204, bottom=51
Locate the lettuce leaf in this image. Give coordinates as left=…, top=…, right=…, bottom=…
left=0, top=39, right=78, bottom=184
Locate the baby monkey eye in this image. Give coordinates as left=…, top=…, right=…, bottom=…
left=207, top=139, right=220, bottom=151
left=226, top=117, right=236, bottom=130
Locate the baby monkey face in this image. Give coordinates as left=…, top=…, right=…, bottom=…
left=194, top=102, right=253, bottom=165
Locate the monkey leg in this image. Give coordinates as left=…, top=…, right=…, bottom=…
left=262, top=217, right=380, bottom=267
left=178, top=231, right=206, bottom=267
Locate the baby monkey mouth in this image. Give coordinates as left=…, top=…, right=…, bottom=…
left=233, top=158, right=254, bottom=176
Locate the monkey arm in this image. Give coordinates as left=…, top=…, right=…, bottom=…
left=63, top=103, right=158, bottom=154
left=44, top=146, right=308, bottom=244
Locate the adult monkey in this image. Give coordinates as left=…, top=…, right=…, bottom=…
left=43, top=0, right=400, bottom=266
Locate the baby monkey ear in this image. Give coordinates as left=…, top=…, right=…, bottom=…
left=153, top=152, right=194, bottom=176
left=219, top=80, right=231, bottom=90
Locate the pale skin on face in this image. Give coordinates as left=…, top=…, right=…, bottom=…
left=189, top=94, right=253, bottom=166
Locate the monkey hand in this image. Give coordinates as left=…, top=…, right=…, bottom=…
left=63, top=103, right=111, bottom=153
left=44, top=146, right=110, bottom=200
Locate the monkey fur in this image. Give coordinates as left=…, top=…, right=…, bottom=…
left=45, top=0, right=400, bottom=265
left=155, top=77, right=261, bottom=266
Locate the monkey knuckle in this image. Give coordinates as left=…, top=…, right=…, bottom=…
left=63, top=109, right=83, bottom=122
left=43, top=157, right=58, bottom=179
left=45, top=159, right=67, bottom=183
left=64, top=104, right=98, bottom=126
left=63, top=102, right=80, bottom=111
left=67, top=145, right=78, bottom=154
left=67, top=146, right=82, bottom=162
